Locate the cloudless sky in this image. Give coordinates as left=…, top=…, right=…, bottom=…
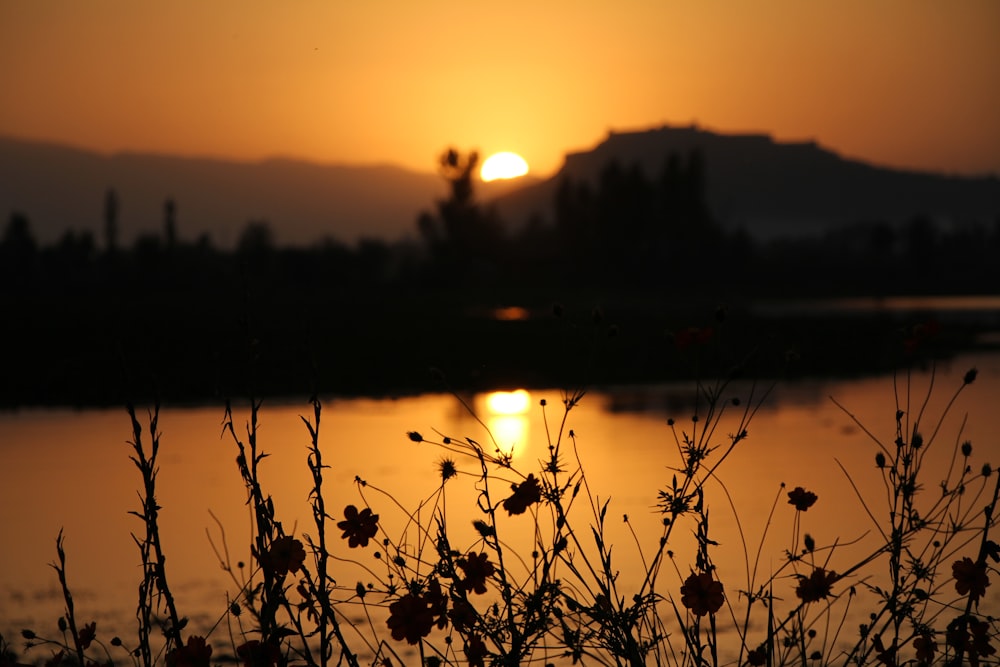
left=1, top=1, right=998, bottom=178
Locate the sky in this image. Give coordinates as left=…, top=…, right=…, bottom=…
left=1, top=1, right=999, bottom=179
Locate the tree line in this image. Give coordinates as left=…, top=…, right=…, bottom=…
left=3, top=148, right=999, bottom=301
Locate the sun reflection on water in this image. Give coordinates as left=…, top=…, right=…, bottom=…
left=485, top=389, right=531, bottom=457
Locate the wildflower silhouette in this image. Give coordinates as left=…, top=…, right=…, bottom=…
left=871, top=634, right=897, bottom=666
left=457, top=552, right=494, bottom=594
left=337, top=505, right=379, bottom=547
left=952, top=557, right=990, bottom=604
left=448, top=598, right=477, bottom=631
left=166, top=636, right=212, bottom=667
left=946, top=617, right=996, bottom=665
left=438, top=456, right=458, bottom=482
left=386, top=592, right=436, bottom=644
left=261, top=536, right=305, bottom=575
left=787, top=486, right=818, bottom=511
left=913, top=633, right=936, bottom=663
left=502, top=473, right=541, bottom=515
left=746, top=646, right=767, bottom=665
left=236, top=640, right=281, bottom=667
left=795, top=567, right=837, bottom=602
left=464, top=635, right=488, bottom=667
left=77, top=622, right=96, bottom=651
left=679, top=571, right=725, bottom=616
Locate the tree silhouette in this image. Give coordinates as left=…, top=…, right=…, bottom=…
left=164, top=198, right=177, bottom=249
left=237, top=220, right=276, bottom=280
left=416, top=149, right=506, bottom=284
left=1, top=212, right=38, bottom=289
left=104, top=188, right=120, bottom=254
left=545, top=150, right=722, bottom=289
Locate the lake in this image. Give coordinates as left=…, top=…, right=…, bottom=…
left=2, top=350, right=999, bottom=663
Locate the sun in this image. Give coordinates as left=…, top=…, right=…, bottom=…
left=480, top=152, right=529, bottom=182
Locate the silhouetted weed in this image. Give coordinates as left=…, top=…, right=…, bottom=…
left=7, top=314, right=997, bottom=667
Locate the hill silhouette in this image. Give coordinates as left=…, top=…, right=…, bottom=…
left=491, top=125, right=1000, bottom=238
left=0, top=136, right=448, bottom=248
left=3, top=140, right=999, bottom=407
left=4, top=127, right=999, bottom=250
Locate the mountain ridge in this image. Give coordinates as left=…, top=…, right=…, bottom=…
left=3, top=126, right=999, bottom=248
left=491, top=125, right=1000, bottom=239
left=0, top=135, right=448, bottom=248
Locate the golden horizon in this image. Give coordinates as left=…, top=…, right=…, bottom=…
left=1, top=3, right=998, bottom=177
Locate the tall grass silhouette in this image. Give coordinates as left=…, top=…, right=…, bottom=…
left=3, top=313, right=996, bottom=667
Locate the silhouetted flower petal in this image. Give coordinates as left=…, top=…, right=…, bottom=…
left=746, top=647, right=767, bottom=666
left=787, top=487, right=818, bottom=511
left=166, top=636, right=212, bottom=667
left=448, top=599, right=477, bottom=631
left=386, top=593, right=435, bottom=644
left=970, top=620, right=996, bottom=662
left=502, top=474, right=541, bottom=515
left=464, top=635, right=488, bottom=667
left=236, top=640, right=281, bottom=667
left=337, top=505, right=379, bottom=548
left=425, top=579, right=449, bottom=630
left=795, top=567, right=837, bottom=602
left=261, top=536, right=305, bottom=575
left=946, top=617, right=995, bottom=664
left=913, top=633, right=936, bottom=663
left=952, top=557, right=990, bottom=604
left=679, top=571, right=724, bottom=616
left=457, top=552, right=495, bottom=595
left=78, top=622, right=96, bottom=651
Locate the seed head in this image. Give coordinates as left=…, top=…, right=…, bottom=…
left=437, top=457, right=458, bottom=482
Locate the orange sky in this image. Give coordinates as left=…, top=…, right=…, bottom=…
left=1, top=1, right=998, bottom=178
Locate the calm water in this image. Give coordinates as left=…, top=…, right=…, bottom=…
left=2, top=351, right=999, bottom=661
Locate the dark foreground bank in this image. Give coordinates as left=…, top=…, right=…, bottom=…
left=3, top=285, right=997, bottom=408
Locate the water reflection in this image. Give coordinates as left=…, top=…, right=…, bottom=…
left=485, top=389, right=531, bottom=415
left=2, top=354, right=999, bottom=659
left=484, top=389, right=531, bottom=457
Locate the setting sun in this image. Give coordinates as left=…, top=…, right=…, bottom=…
left=480, top=152, right=529, bottom=182
left=486, top=389, right=531, bottom=415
